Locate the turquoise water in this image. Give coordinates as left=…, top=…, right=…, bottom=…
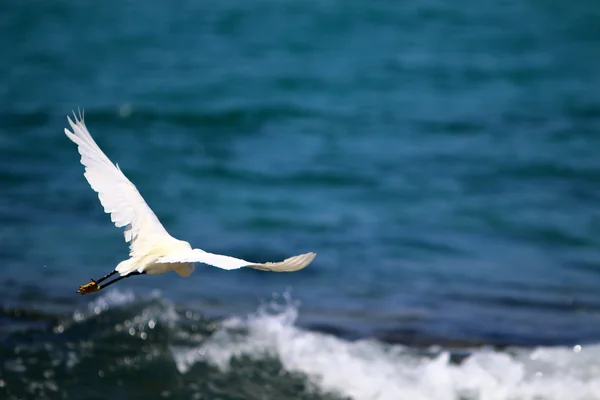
left=2, top=1, right=600, bottom=399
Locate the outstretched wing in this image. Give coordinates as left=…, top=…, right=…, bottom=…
left=64, top=110, right=170, bottom=254
left=156, top=250, right=316, bottom=272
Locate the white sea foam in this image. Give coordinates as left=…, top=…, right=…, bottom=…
left=78, top=290, right=600, bottom=399
left=171, top=298, right=600, bottom=400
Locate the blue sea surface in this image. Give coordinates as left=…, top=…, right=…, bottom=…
left=2, top=1, right=600, bottom=399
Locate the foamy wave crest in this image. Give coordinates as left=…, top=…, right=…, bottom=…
left=170, top=295, right=600, bottom=400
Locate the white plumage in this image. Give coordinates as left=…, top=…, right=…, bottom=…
left=64, top=110, right=316, bottom=293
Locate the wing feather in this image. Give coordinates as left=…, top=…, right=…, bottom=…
left=156, top=250, right=316, bottom=272
left=64, top=110, right=170, bottom=253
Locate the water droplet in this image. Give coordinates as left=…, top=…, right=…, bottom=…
left=148, top=320, right=156, bottom=329
left=119, top=103, right=133, bottom=118
left=73, top=311, right=84, bottom=322
left=98, top=370, right=104, bottom=378
left=140, top=332, right=147, bottom=340
left=129, top=328, right=135, bottom=336
left=574, top=345, right=582, bottom=353
left=53, top=325, right=64, bottom=334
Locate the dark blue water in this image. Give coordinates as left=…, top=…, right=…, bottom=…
left=2, top=1, right=600, bottom=399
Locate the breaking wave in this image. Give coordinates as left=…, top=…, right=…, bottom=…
left=2, top=290, right=599, bottom=400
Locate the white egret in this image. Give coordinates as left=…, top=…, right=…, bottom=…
left=64, top=110, right=316, bottom=295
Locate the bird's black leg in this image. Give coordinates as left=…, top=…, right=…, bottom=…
left=97, top=271, right=145, bottom=291
left=77, top=271, right=145, bottom=295
left=95, top=270, right=118, bottom=284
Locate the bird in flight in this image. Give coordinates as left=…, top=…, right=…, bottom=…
left=64, top=110, right=316, bottom=295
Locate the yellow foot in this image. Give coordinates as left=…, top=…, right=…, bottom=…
left=77, top=279, right=100, bottom=295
